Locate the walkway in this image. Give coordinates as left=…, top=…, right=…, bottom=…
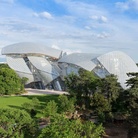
left=22, top=88, right=68, bottom=95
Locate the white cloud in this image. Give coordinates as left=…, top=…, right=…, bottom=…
left=90, top=15, right=99, bottom=20
left=100, top=16, right=108, bottom=23
left=90, top=15, right=108, bottom=23
left=51, top=45, right=61, bottom=50
left=97, top=32, right=110, bottom=39
left=51, top=44, right=81, bottom=55
left=63, top=49, right=81, bottom=55
left=33, top=11, right=53, bottom=19
left=84, top=26, right=91, bottom=30
left=116, top=0, right=138, bottom=11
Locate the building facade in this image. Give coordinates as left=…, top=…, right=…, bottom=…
left=2, top=42, right=138, bottom=90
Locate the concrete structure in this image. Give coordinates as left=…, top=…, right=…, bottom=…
left=2, top=42, right=138, bottom=90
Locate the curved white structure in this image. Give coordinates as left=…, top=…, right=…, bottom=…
left=1, top=42, right=62, bottom=59
left=58, top=53, right=98, bottom=71
left=2, top=42, right=62, bottom=90
left=97, top=51, right=138, bottom=88
left=1, top=42, right=138, bottom=90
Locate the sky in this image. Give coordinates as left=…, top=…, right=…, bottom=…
left=0, top=0, right=138, bottom=62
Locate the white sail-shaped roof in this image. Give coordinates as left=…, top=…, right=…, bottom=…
left=58, top=53, right=99, bottom=71
left=28, top=56, right=59, bottom=85
left=2, top=42, right=62, bottom=59
left=6, top=56, right=34, bottom=83
left=97, top=51, right=138, bottom=88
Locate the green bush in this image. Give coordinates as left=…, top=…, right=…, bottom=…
left=58, top=95, right=76, bottom=113
left=0, top=68, right=24, bottom=95
left=0, top=108, right=37, bottom=138
left=43, top=100, right=58, bottom=117
left=38, top=115, right=104, bottom=138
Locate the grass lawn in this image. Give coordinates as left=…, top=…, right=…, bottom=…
left=0, top=95, right=58, bottom=117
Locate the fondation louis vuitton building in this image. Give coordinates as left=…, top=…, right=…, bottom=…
left=1, top=42, right=138, bottom=90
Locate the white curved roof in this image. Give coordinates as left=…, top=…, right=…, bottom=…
left=28, top=56, right=59, bottom=84
left=58, top=53, right=99, bottom=71
left=97, top=51, right=138, bottom=88
left=6, top=56, right=34, bottom=83
left=2, top=42, right=62, bottom=59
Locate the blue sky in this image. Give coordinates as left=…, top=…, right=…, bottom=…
left=0, top=0, right=138, bottom=62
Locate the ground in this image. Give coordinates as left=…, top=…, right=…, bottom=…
left=103, top=123, right=128, bottom=138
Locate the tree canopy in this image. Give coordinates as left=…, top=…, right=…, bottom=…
left=0, top=67, right=24, bottom=95
left=65, top=69, right=99, bottom=97
left=0, top=108, right=37, bottom=138
left=99, top=74, right=122, bottom=104
left=38, top=115, right=104, bottom=138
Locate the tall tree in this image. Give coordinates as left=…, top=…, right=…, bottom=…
left=126, top=72, right=138, bottom=90
left=125, top=73, right=138, bottom=110
left=99, top=74, right=122, bottom=104
left=65, top=69, right=99, bottom=97
left=64, top=69, right=99, bottom=107
left=90, top=93, right=111, bottom=115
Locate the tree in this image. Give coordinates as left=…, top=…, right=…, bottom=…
left=21, top=77, right=29, bottom=86
left=0, top=108, right=37, bottom=138
left=90, top=92, right=111, bottom=122
left=64, top=69, right=99, bottom=108
left=0, top=63, right=10, bottom=69
left=126, top=72, right=138, bottom=89
left=125, top=73, right=138, bottom=110
left=90, top=93, right=111, bottom=115
left=99, top=74, right=122, bottom=104
left=58, top=95, right=76, bottom=113
left=43, top=100, right=58, bottom=117
left=65, top=69, right=99, bottom=96
left=38, top=115, right=104, bottom=138
left=64, top=72, right=80, bottom=96
left=0, top=68, right=24, bottom=95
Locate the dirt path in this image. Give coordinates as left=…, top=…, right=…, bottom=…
left=103, top=123, right=128, bottom=138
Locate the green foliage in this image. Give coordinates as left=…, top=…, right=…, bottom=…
left=58, top=95, right=76, bottom=113
left=22, top=97, right=40, bottom=117
left=21, top=77, right=29, bottom=85
left=82, top=121, right=104, bottom=138
left=38, top=115, right=104, bottom=138
left=0, top=108, right=37, bottom=138
left=126, top=72, right=138, bottom=88
left=65, top=69, right=99, bottom=108
left=65, top=69, right=99, bottom=97
left=64, top=72, right=80, bottom=96
left=0, top=68, right=24, bottom=95
left=90, top=93, right=110, bottom=115
left=78, top=69, right=99, bottom=96
left=90, top=93, right=111, bottom=122
left=0, top=63, right=10, bottom=69
left=99, top=74, right=122, bottom=104
left=43, top=100, right=58, bottom=117
left=125, top=73, right=138, bottom=110
left=112, top=90, right=130, bottom=113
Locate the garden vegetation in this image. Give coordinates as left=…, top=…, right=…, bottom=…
left=0, top=64, right=138, bottom=137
